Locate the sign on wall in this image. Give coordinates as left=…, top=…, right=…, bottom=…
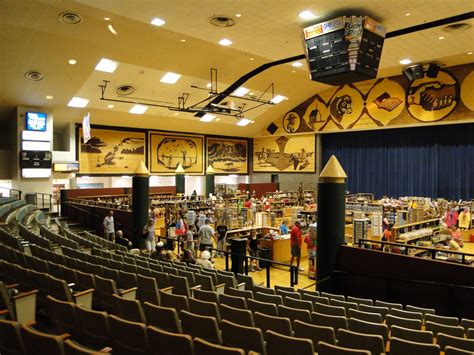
left=253, top=134, right=316, bottom=173
left=149, top=132, right=204, bottom=175
left=78, top=128, right=145, bottom=174
left=206, top=137, right=248, bottom=174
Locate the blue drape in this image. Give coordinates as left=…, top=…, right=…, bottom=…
left=321, top=123, right=473, bottom=200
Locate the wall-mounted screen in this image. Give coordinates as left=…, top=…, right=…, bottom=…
left=53, top=162, right=79, bottom=172
left=26, top=112, right=47, bottom=132
left=22, top=140, right=51, bottom=151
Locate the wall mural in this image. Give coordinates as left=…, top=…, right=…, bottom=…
left=253, top=134, right=315, bottom=173
left=263, top=63, right=473, bottom=136
left=149, top=132, right=204, bottom=174
left=78, top=128, right=145, bottom=174
left=206, top=137, right=248, bottom=174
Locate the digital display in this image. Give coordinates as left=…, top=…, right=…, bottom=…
left=26, top=112, right=47, bottom=131
left=53, top=162, right=79, bottom=172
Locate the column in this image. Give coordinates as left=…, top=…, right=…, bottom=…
left=316, top=155, right=347, bottom=292
left=205, top=165, right=215, bottom=197
left=132, top=161, right=149, bottom=248
left=175, top=163, right=185, bottom=195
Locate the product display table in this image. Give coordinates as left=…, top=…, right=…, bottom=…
left=260, top=235, right=309, bottom=263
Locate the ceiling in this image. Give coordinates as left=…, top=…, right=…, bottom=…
left=0, top=0, right=472, bottom=136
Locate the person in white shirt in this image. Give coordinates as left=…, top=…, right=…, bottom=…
left=103, top=210, right=115, bottom=242
left=196, top=250, right=214, bottom=269
left=143, top=218, right=156, bottom=252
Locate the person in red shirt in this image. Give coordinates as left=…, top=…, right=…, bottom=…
left=290, top=220, right=304, bottom=272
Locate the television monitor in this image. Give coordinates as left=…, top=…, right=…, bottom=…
left=26, top=112, right=47, bottom=131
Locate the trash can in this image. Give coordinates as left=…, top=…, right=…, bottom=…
left=230, top=238, right=247, bottom=274
left=308, top=250, right=316, bottom=279
left=258, top=247, right=271, bottom=268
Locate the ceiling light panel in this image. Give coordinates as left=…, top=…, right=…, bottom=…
left=200, top=114, right=216, bottom=122
left=150, top=17, right=166, bottom=26
left=95, top=58, right=119, bottom=73
left=219, top=38, right=232, bottom=46
left=298, top=10, right=317, bottom=20
left=237, top=118, right=252, bottom=126
left=399, top=59, right=412, bottom=65
left=67, top=97, right=89, bottom=108
left=129, top=104, right=148, bottom=114
left=292, top=61, right=303, bottom=67
left=232, top=87, right=249, bottom=97
left=270, top=95, right=287, bottom=104
left=160, top=72, right=182, bottom=84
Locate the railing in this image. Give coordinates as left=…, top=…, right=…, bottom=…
left=0, top=188, right=22, bottom=199
left=209, top=246, right=299, bottom=288
left=35, top=193, right=53, bottom=212
left=357, top=238, right=474, bottom=265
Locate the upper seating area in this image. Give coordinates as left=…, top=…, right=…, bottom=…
left=2, top=221, right=474, bottom=354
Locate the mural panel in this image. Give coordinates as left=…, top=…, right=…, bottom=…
left=78, top=128, right=145, bottom=174
left=253, top=134, right=315, bottom=173
left=206, top=137, right=248, bottom=174
left=149, top=132, right=204, bottom=174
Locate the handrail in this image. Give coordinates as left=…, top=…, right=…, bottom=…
left=35, top=192, right=53, bottom=212
left=357, top=238, right=474, bottom=265
left=1, top=188, right=22, bottom=200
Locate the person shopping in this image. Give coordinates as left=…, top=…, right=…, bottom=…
left=143, top=218, right=156, bottom=252
left=247, top=230, right=261, bottom=272
left=290, top=220, right=304, bottom=272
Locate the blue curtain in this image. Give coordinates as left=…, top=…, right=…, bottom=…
left=321, top=123, right=474, bottom=200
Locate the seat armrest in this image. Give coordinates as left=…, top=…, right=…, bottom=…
left=215, top=283, right=226, bottom=295
left=12, top=289, right=38, bottom=300
left=191, top=285, right=202, bottom=291
left=236, top=282, right=246, bottom=291
left=59, top=333, right=71, bottom=340
left=100, top=347, right=113, bottom=353
left=73, top=288, right=94, bottom=309
left=0, top=309, right=9, bottom=316
left=119, top=287, right=138, bottom=300
left=159, top=286, right=173, bottom=294
left=6, top=283, right=19, bottom=289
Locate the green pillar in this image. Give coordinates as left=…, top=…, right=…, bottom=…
left=206, top=165, right=215, bottom=197
left=316, top=155, right=347, bottom=292
left=175, top=163, right=185, bottom=194
left=132, top=161, right=149, bottom=249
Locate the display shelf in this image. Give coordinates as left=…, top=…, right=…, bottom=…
left=390, top=218, right=440, bottom=243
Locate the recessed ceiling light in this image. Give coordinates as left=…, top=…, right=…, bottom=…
left=200, top=114, right=216, bottom=122
left=46, top=95, right=53, bottom=100
left=405, top=12, right=411, bottom=16
left=206, top=83, right=212, bottom=88
left=298, top=10, right=317, bottom=20
left=68, top=59, right=77, bottom=65
left=174, top=112, right=179, bottom=116
left=249, top=92, right=254, bottom=96
left=219, top=38, right=232, bottom=46
left=150, top=17, right=166, bottom=26
left=160, top=72, right=181, bottom=84
left=237, top=118, right=252, bottom=126
left=95, top=58, right=119, bottom=73
left=108, top=24, right=118, bottom=35
left=180, top=39, right=186, bottom=42
left=399, top=58, right=412, bottom=65
left=438, top=36, right=445, bottom=40
left=270, top=95, right=287, bottom=104
left=292, top=70, right=296, bottom=73
left=292, top=61, right=303, bottom=67
left=249, top=57, right=254, bottom=61
left=107, top=104, right=114, bottom=108
left=233, top=87, right=249, bottom=97
left=129, top=104, right=148, bottom=114
left=215, top=118, right=220, bottom=121
left=468, top=52, right=473, bottom=55
left=236, top=13, right=242, bottom=18
left=68, top=97, right=89, bottom=108
left=104, top=17, right=110, bottom=21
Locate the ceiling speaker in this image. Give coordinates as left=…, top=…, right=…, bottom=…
left=426, top=63, right=441, bottom=78
left=403, top=64, right=424, bottom=81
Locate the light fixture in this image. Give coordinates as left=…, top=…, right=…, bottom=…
left=206, top=83, right=212, bottom=88
left=180, top=39, right=186, bottom=42
left=46, top=95, right=53, bottom=100
left=219, top=38, right=232, bottom=46
left=298, top=10, right=317, bottom=20
left=129, top=104, right=148, bottom=114
left=121, top=175, right=131, bottom=178
left=438, top=36, right=445, bottom=40
left=200, top=114, right=216, bottom=122
left=150, top=17, right=166, bottom=26
left=68, top=59, right=77, bottom=65
left=270, top=95, right=287, bottom=104
left=468, top=52, right=473, bottom=55
left=95, top=58, right=119, bottom=73
left=405, top=12, right=411, bottom=16
left=292, top=61, right=303, bottom=67
left=22, top=168, right=51, bottom=178
left=232, top=87, right=249, bottom=97
left=235, top=13, right=242, bottom=18
left=215, top=118, right=220, bottom=121
left=399, top=58, right=412, bottom=65
left=249, top=57, right=254, bottom=61
left=292, top=70, right=296, bottom=73
left=104, top=17, right=110, bottom=21
left=237, top=118, right=252, bottom=126
left=68, top=97, right=89, bottom=108
left=107, top=24, right=117, bottom=35
left=107, top=104, right=114, bottom=108
left=160, top=72, right=181, bottom=84
left=174, top=112, right=179, bottom=116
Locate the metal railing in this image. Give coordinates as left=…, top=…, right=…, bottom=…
left=35, top=193, right=53, bottom=212
left=0, top=188, right=22, bottom=199
left=357, top=238, right=474, bottom=265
